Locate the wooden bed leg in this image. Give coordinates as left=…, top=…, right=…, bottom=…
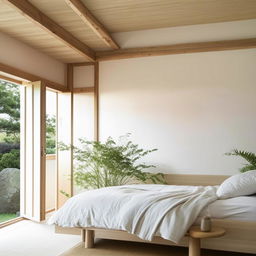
left=85, top=229, right=94, bottom=248
left=189, top=237, right=200, bottom=256
left=81, top=229, right=86, bottom=243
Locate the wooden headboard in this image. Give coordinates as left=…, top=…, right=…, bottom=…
left=165, top=174, right=229, bottom=186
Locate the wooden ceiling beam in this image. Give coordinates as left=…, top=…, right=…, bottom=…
left=0, top=62, right=67, bottom=92
left=0, top=74, right=22, bottom=85
left=71, top=62, right=95, bottom=67
left=73, top=87, right=94, bottom=93
left=4, top=0, right=95, bottom=62
left=65, top=0, right=119, bottom=50
left=96, top=38, right=256, bottom=61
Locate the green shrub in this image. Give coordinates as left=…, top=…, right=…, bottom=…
left=0, top=142, right=19, bottom=154
left=46, top=138, right=56, bottom=154
left=60, top=134, right=166, bottom=190
left=0, top=149, right=20, bottom=171
left=46, top=115, right=56, bottom=154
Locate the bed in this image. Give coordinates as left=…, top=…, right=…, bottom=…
left=52, top=174, right=256, bottom=254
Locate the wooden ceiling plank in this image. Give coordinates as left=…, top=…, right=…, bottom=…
left=96, top=38, right=256, bottom=61
left=4, top=0, right=95, bottom=61
left=75, top=0, right=256, bottom=33
left=65, top=0, right=119, bottom=50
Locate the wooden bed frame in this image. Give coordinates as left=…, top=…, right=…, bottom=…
left=55, top=174, right=256, bottom=254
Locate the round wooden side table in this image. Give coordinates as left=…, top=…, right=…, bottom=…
left=188, top=226, right=226, bottom=256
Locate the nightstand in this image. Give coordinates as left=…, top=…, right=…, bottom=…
left=188, top=226, right=226, bottom=256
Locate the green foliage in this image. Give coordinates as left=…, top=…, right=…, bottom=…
left=0, top=143, right=19, bottom=154
left=60, top=135, right=166, bottom=190
left=60, top=190, right=71, bottom=198
left=0, top=80, right=56, bottom=173
left=0, top=80, right=20, bottom=143
left=46, top=115, right=56, bottom=154
left=0, top=149, right=20, bottom=170
left=0, top=213, right=17, bottom=223
left=0, top=80, right=20, bottom=171
left=225, top=149, right=256, bottom=173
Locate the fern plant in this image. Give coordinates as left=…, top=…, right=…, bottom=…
left=59, top=134, right=166, bottom=190
left=225, top=149, right=256, bottom=173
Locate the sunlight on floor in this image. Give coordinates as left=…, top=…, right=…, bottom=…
left=0, top=220, right=80, bottom=256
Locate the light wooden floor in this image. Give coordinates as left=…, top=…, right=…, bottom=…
left=61, top=239, right=253, bottom=256
left=0, top=220, right=253, bottom=256
left=0, top=220, right=80, bottom=256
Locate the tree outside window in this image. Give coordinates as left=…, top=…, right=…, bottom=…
left=0, top=80, right=56, bottom=172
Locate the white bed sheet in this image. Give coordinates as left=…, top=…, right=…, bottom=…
left=198, top=195, right=256, bottom=222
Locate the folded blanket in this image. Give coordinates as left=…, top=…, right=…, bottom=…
left=48, top=184, right=217, bottom=243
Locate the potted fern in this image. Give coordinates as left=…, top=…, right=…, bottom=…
left=225, top=149, right=256, bottom=172
left=60, top=134, right=166, bottom=192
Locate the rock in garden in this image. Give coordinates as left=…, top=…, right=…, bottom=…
left=0, top=168, right=20, bottom=213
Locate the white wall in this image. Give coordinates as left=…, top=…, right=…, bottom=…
left=66, top=19, right=256, bottom=175
left=73, top=65, right=95, bottom=147
left=73, top=66, right=94, bottom=88
left=72, top=65, right=95, bottom=194
left=0, top=32, right=65, bottom=85
left=99, top=49, right=256, bottom=175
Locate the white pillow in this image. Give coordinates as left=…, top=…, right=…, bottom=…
left=217, top=170, right=256, bottom=199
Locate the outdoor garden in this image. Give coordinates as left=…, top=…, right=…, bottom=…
left=0, top=79, right=56, bottom=223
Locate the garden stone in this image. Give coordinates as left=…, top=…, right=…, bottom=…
left=0, top=168, right=20, bottom=213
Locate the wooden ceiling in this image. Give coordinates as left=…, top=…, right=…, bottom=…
left=0, top=0, right=256, bottom=63
left=80, top=0, right=256, bottom=32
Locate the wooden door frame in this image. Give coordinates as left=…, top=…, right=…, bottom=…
left=20, top=80, right=46, bottom=222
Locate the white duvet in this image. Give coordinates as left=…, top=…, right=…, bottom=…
left=48, top=184, right=217, bottom=243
